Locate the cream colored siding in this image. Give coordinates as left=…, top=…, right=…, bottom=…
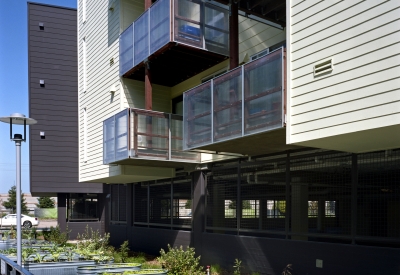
left=288, top=0, right=400, bottom=150
left=122, top=79, right=171, bottom=113
left=79, top=0, right=121, bottom=182
left=120, top=0, right=144, bottom=32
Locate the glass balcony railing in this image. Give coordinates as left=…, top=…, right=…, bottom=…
left=119, top=0, right=229, bottom=76
left=183, top=48, right=285, bottom=150
left=103, top=108, right=200, bottom=164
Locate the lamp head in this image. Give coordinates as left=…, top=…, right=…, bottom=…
left=0, top=113, right=37, bottom=141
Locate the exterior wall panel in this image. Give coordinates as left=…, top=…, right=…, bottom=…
left=288, top=0, right=400, bottom=152
left=28, top=3, right=102, bottom=195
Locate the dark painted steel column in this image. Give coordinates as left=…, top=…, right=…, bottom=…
left=192, top=171, right=206, bottom=256
left=145, top=65, right=152, bottom=110
left=229, top=1, right=239, bottom=69
left=58, top=193, right=67, bottom=234
left=145, top=0, right=153, bottom=111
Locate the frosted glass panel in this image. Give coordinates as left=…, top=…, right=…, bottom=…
left=103, top=116, right=115, bottom=164
left=244, top=50, right=283, bottom=135
left=150, top=0, right=170, bottom=54
left=136, top=114, right=169, bottom=158
left=204, top=4, right=229, bottom=55
left=134, top=11, right=149, bottom=66
left=184, top=82, right=212, bottom=149
left=119, top=24, right=133, bottom=75
left=174, top=0, right=202, bottom=48
left=115, top=109, right=129, bottom=161
left=213, top=67, right=242, bottom=142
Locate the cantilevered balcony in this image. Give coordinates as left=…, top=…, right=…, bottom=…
left=103, top=108, right=202, bottom=167
left=183, top=48, right=297, bottom=156
left=119, top=0, right=229, bottom=86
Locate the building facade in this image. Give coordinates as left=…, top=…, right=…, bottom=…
left=78, top=0, right=400, bottom=274
left=28, top=2, right=107, bottom=238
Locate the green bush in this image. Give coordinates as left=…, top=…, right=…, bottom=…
left=158, top=244, right=204, bottom=275
left=42, top=225, right=70, bottom=245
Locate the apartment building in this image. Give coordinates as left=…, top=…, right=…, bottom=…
left=28, top=2, right=107, bottom=238
left=79, top=0, right=400, bottom=274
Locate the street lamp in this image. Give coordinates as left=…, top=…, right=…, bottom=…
left=0, top=113, right=37, bottom=266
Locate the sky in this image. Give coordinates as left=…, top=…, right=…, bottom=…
left=0, top=0, right=77, bottom=194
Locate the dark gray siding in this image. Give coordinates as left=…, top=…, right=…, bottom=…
left=28, top=3, right=102, bottom=196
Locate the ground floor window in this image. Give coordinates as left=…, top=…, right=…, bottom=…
left=67, top=193, right=98, bottom=221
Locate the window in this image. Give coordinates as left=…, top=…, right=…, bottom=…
left=67, top=193, right=98, bottom=221
left=325, top=201, right=336, bottom=217
left=250, top=40, right=286, bottom=61
left=242, top=200, right=259, bottom=218
left=267, top=200, right=286, bottom=218
left=308, top=201, right=318, bottom=217
left=111, top=184, right=127, bottom=222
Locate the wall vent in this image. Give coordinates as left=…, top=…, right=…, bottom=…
left=314, top=58, right=333, bottom=77
left=110, top=58, right=114, bottom=66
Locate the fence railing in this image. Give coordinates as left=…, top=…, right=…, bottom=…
left=103, top=108, right=200, bottom=164
left=183, top=47, right=285, bottom=150
left=0, top=254, right=34, bottom=275
left=119, top=0, right=229, bottom=76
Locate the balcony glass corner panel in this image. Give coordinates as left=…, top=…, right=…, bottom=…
left=119, top=24, right=134, bottom=76
left=204, top=3, right=229, bottom=56
left=243, top=49, right=283, bottom=136
left=174, top=0, right=202, bottom=48
left=184, top=82, right=212, bottom=150
left=213, top=67, right=242, bottom=142
left=103, top=116, right=115, bottom=164
left=134, top=11, right=149, bottom=67
left=115, top=109, right=130, bottom=161
left=150, top=0, right=171, bottom=55
left=135, top=112, right=169, bottom=159
left=171, top=116, right=201, bottom=161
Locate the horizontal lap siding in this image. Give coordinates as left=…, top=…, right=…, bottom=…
left=29, top=3, right=101, bottom=194
left=289, top=0, right=400, bottom=143
left=78, top=0, right=122, bottom=182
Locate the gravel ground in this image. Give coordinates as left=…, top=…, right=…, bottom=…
left=37, top=219, right=57, bottom=229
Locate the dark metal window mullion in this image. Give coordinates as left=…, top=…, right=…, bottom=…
left=351, top=153, right=358, bottom=244
left=171, top=179, right=174, bottom=229
left=147, top=184, right=150, bottom=227
left=285, top=151, right=291, bottom=239
left=237, top=160, right=241, bottom=235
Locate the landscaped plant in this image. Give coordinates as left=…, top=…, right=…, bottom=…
left=158, top=244, right=203, bottom=275
left=42, top=225, right=70, bottom=245
left=282, top=264, right=292, bottom=275
left=119, top=240, right=129, bottom=263
left=233, top=258, right=242, bottom=275
left=76, top=225, right=114, bottom=263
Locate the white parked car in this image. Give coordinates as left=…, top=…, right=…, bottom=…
left=0, top=214, right=39, bottom=228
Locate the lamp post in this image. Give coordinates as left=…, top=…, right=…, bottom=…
left=0, top=113, right=37, bottom=266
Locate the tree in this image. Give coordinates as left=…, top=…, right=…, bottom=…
left=2, top=185, right=29, bottom=214
left=36, top=197, right=55, bottom=208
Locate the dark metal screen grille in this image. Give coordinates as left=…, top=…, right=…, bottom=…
left=111, top=184, right=119, bottom=221
left=206, top=164, right=239, bottom=232
left=357, top=149, right=400, bottom=239
left=149, top=179, right=172, bottom=225
left=133, top=175, right=193, bottom=230
left=172, top=176, right=192, bottom=227
left=290, top=152, right=352, bottom=240
left=134, top=183, right=149, bottom=223
left=240, top=156, right=287, bottom=233
left=119, top=185, right=127, bottom=221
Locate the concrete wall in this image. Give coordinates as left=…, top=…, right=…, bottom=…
left=287, top=0, right=400, bottom=153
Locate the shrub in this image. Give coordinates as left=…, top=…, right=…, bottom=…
left=42, top=225, right=70, bottom=245
left=158, top=244, right=204, bottom=275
